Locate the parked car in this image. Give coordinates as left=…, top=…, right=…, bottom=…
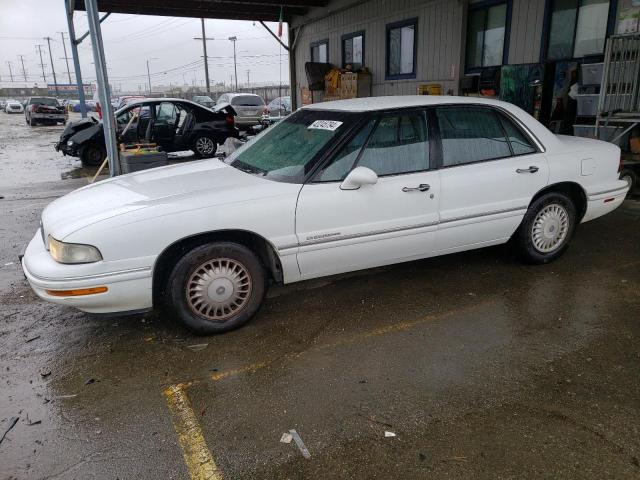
left=216, top=93, right=265, bottom=130
left=24, top=96, right=628, bottom=334
left=115, top=95, right=146, bottom=110
left=25, top=97, right=68, bottom=126
left=192, top=95, right=215, bottom=108
left=264, top=96, right=291, bottom=117
left=55, top=98, right=238, bottom=165
left=5, top=100, right=24, bottom=114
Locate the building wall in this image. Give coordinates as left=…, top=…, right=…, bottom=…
left=289, top=0, right=553, bottom=105
left=291, top=0, right=466, bottom=99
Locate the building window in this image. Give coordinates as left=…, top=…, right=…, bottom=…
left=546, top=0, right=610, bottom=60
left=342, top=31, right=365, bottom=70
left=466, top=0, right=508, bottom=71
left=311, top=39, right=329, bottom=63
left=386, top=18, right=417, bottom=79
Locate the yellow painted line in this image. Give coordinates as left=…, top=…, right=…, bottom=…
left=163, top=384, right=222, bottom=480
left=211, top=361, right=268, bottom=381
left=209, top=300, right=495, bottom=383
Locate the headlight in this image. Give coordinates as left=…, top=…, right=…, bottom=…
left=67, top=140, right=74, bottom=146
left=48, top=236, right=102, bottom=264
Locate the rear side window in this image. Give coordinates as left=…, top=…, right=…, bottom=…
left=435, top=106, right=510, bottom=166
left=498, top=114, right=537, bottom=155
left=231, top=95, right=264, bottom=106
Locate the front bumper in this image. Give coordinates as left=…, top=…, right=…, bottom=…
left=54, top=141, right=78, bottom=156
left=21, top=230, right=154, bottom=314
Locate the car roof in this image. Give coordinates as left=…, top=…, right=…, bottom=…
left=303, top=95, right=522, bottom=112
left=119, top=98, right=206, bottom=109
left=225, top=93, right=262, bottom=98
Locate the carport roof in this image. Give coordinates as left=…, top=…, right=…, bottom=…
left=71, top=0, right=325, bottom=21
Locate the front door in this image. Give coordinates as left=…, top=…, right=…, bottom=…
left=296, top=110, right=440, bottom=280
left=433, top=105, right=549, bottom=253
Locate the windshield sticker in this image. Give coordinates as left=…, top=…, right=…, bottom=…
left=308, top=120, right=343, bottom=131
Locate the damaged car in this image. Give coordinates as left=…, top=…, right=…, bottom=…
left=55, top=98, right=239, bottom=166
left=25, top=97, right=68, bottom=126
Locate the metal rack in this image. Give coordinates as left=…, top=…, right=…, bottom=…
left=595, top=33, right=640, bottom=145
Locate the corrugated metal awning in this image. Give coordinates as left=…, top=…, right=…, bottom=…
left=71, top=0, right=326, bottom=22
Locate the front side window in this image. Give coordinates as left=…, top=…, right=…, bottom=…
left=342, top=32, right=364, bottom=69
left=466, top=1, right=508, bottom=70
left=547, top=0, right=610, bottom=60
left=311, top=40, right=329, bottom=63
left=228, top=109, right=359, bottom=183
left=387, top=19, right=417, bottom=78
left=436, top=106, right=511, bottom=166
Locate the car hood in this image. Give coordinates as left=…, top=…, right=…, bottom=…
left=59, top=118, right=99, bottom=143
left=41, top=159, right=293, bottom=240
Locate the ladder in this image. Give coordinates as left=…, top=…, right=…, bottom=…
left=595, top=33, right=640, bottom=144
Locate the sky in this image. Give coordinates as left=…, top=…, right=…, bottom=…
left=0, top=0, right=290, bottom=92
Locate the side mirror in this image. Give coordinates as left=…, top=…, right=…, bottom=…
left=340, top=166, right=378, bottom=190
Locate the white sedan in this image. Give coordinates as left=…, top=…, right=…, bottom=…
left=22, top=96, right=629, bottom=334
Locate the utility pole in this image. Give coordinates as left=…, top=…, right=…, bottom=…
left=246, top=69, right=250, bottom=86
left=194, top=19, right=212, bottom=93
left=6, top=61, right=14, bottom=82
left=44, top=36, right=59, bottom=94
left=146, top=57, right=157, bottom=94
left=36, top=44, right=47, bottom=84
left=229, top=36, right=238, bottom=91
left=18, top=55, right=27, bottom=82
left=58, top=31, right=73, bottom=84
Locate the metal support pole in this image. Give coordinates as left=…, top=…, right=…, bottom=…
left=84, top=0, right=119, bottom=176
left=45, top=37, right=59, bottom=95
left=201, top=19, right=211, bottom=93
left=65, top=0, right=88, bottom=117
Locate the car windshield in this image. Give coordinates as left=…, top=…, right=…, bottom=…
left=231, top=95, right=264, bottom=106
left=228, top=109, right=360, bottom=183
left=30, top=97, right=58, bottom=106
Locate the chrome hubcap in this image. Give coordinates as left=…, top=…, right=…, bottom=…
left=195, top=137, right=214, bottom=155
left=531, top=203, right=569, bottom=253
left=186, top=258, right=252, bottom=321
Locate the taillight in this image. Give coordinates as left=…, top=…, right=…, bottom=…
left=226, top=114, right=234, bottom=126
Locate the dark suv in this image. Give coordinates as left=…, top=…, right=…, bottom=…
left=55, top=98, right=239, bottom=166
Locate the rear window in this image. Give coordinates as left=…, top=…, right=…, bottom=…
left=230, top=95, right=264, bottom=106
left=29, top=97, right=59, bottom=106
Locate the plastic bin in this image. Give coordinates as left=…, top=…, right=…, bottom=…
left=576, top=94, right=599, bottom=116
left=580, top=61, right=638, bottom=86
left=573, top=124, right=630, bottom=148
left=120, top=150, right=168, bottom=174
left=581, top=63, right=604, bottom=85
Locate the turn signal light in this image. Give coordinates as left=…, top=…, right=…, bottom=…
left=45, top=286, right=108, bottom=297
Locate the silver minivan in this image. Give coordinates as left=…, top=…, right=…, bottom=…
left=217, top=93, right=265, bottom=130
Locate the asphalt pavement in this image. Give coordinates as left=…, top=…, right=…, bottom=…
left=1, top=110, right=639, bottom=479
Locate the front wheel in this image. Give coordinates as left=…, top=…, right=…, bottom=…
left=192, top=135, right=217, bottom=159
left=167, top=242, right=266, bottom=334
left=80, top=143, right=106, bottom=166
left=515, top=192, right=577, bottom=264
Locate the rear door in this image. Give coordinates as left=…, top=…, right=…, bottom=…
left=433, top=105, right=549, bottom=253
left=153, top=102, right=179, bottom=149
left=295, top=109, right=440, bottom=279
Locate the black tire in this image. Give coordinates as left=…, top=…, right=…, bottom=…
left=167, top=242, right=266, bottom=334
left=619, top=168, right=637, bottom=194
left=80, top=143, right=106, bottom=166
left=192, top=135, right=217, bottom=159
left=515, top=192, right=577, bottom=264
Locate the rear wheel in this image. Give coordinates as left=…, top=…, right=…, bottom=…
left=80, top=143, right=106, bottom=166
left=167, top=242, right=266, bottom=334
left=192, top=135, right=217, bottom=158
left=515, top=192, right=577, bottom=264
left=619, top=168, right=637, bottom=194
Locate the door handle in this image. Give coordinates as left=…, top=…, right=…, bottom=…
left=516, top=166, right=539, bottom=174
left=402, top=183, right=430, bottom=192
